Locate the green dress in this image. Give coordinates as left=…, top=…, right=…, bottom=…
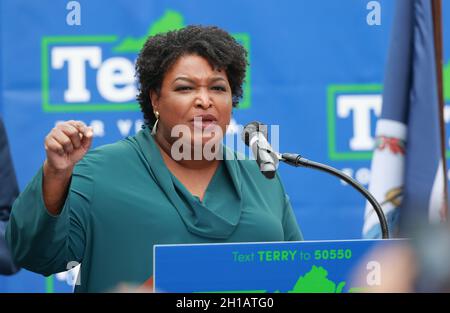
left=6, top=127, right=302, bottom=292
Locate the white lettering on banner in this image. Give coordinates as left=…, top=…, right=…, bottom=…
left=340, top=167, right=371, bottom=186
left=340, top=168, right=354, bottom=186
left=117, top=119, right=133, bottom=136
left=116, top=119, right=144, bottom=136
left=342, top=166, right=450, bottom=188
left=51, top=47, right=102, bottom=102
left=51, top=47, right=139, bottom=104
left=337, top=95, right=381, bottom=151
left=55, top=119, right=145, bottom=138
left=355, top=167, right=371, bottom=185
left=56, top=120, right=105, bottom=137
left=90, top=120, right=105, bottom=137
left=97, top=57, right=137, bottom=102
left=135, top=119, right=144, bottom=133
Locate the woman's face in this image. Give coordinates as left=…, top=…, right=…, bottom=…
left=151, top=54, right=233, bottom=153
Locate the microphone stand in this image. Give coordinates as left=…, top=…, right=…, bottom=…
left=280, top=153, right=390, bottom=239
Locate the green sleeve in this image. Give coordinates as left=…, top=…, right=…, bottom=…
left=6, top=161, right=93, bottom=276
left=282, top=194, right=303, bottom=241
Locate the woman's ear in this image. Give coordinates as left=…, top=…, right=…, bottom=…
left=150, top=90, right=159, bottom=113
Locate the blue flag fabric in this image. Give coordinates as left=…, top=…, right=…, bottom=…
left=363, top=0, right=447, bottom=238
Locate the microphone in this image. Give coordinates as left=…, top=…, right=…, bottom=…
left=241, top=121, right=279, bottom=179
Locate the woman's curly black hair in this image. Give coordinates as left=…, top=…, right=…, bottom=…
left=135, top=25, right=248, bottom=126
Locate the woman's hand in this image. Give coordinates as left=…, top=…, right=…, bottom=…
left=42, top=120, right=93, bottom=215
left=44, top=120, right=93, bottom=173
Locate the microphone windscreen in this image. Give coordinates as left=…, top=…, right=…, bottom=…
left=241, top=121, right=262, bottom=146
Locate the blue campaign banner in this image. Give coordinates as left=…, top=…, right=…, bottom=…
left=1, top=0, right=449, bottom=292
left=154, top=239, right=409, bottom=293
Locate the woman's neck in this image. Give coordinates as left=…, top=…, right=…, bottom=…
left=153, top=131, right=221, bottom=171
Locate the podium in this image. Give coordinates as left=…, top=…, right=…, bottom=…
left=154, top=239, right=409, bottom=293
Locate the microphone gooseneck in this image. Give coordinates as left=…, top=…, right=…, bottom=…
left=241, top=122, right=390, bottom=239
left=281, top=153, right=389, bottom=239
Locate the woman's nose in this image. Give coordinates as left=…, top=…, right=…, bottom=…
left=194, top=88, right=212, bottom=109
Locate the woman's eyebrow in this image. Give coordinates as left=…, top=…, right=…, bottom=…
left=209, top=77, right=227, bottom=83
left=172, top=77, right=195, bottom=84
left=172, top=76, right=227, bottom=84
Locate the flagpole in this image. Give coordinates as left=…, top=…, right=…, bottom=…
left=431, top=0, right=448, bottom=220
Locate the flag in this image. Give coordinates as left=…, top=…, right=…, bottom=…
left=363, top=0, right=448, bottom=238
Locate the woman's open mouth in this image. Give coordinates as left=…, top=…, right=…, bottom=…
left=190, top=114, right=218, bottom=130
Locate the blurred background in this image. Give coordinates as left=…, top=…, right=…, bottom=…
left=0, top=0, right=449, bottom=292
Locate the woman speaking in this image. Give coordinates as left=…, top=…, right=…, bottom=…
left=6, top=25, right=302, bottom=292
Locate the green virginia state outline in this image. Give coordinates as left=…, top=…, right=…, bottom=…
left=113, top=10, right=185, bottom=52
left=287, top=265, right=346, bottom=293
left=196, top=265, right=348, bottom=293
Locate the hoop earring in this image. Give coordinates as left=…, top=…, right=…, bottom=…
left=151, top=111, right=159, bottom=135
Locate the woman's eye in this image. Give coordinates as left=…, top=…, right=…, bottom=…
left=212, top=86, right=226, bottom=91
left=175, top=86, right=193, bottom=91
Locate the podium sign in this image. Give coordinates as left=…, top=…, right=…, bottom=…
left=154, top=239, right=409, bottom=293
